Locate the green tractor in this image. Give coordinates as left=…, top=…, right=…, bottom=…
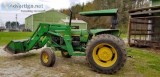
left=4, top=9, right=126, bottom=74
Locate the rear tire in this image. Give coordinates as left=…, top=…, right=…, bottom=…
left=61, top=51, right=71, bottom=58
left=40, top=48, right=56, bottom=67
left=86, top=34, right=127, bottom=74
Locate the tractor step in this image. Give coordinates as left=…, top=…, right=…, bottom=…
left=4, top=39, right=28, bottom=54
left=72, top=52, right=86, bottom=56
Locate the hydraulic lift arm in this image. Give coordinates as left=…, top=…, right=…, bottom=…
left=4, top=23, right=72, bottom=54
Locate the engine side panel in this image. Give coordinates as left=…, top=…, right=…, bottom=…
left=71, top=29, right=89, bottom=42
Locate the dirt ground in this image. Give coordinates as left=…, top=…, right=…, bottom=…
left=0, top=46, right=106, bottom=77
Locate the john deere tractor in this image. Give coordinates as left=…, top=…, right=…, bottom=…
left=4, top=9, right=126, bottom=74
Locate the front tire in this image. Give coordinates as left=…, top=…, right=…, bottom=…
left=86, top=34, right=127, bottom=74
left=40, top=48, right=56, bottom=67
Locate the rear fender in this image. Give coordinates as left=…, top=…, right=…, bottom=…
left=95, top=30, right=119, bottom=36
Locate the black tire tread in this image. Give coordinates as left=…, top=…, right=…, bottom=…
left=86, top=34, right=127, bottom=74
left=40, top=47, right=56, bottom=67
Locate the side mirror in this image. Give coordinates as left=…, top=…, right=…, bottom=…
left=69, top=9, right=72, bottom=26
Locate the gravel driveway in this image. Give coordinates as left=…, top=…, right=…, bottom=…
left=0, top=47, right=96, bottom=77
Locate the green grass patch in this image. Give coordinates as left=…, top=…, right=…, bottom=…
left=120, top=33, right=127, bottom=39
left=0, top=32, right=33, bottom=46
left=127, top=47, right=160, bottom=77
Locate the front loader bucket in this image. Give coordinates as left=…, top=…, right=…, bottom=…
left=4, top=39, right=28, bottom=54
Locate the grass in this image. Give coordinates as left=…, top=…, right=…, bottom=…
left=120, top=33, right=127, bottom=39
left=126, top=47, right=160, bottom=77
left=0, top=32, right=32, bottom=46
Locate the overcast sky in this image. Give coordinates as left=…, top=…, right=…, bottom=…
left=0, top=0, right=92, bottom=26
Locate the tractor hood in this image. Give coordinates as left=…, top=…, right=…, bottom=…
left=90, top=29, right=119, bottom=36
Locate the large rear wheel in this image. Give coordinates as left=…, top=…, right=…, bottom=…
left=86, top=34, right=126, bottom=74
left=40, top=48, right=56, bottom=67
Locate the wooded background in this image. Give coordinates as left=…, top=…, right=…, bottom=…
left=61, top=0, right=150, bottom=33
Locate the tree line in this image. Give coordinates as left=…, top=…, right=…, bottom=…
left=61, top=0, right=150, bottom=31
left=5, top=21, right=20, bottom=30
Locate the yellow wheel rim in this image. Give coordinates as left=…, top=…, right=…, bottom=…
left=42, top=52, right=49, bottom=63
left=92, top=43, right=117, bottom=67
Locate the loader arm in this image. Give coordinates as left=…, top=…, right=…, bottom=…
left=4, top=23, right=74, bottom=54
left=26, top=23, right=50, bottom=51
